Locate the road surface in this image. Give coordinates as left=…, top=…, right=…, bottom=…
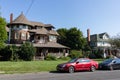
left=0, top=70, right=120, bottom=80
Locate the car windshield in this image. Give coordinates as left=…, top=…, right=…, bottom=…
left=68, top=58, right=78, bottom=63
left=102, top=59, right=113, bottom=64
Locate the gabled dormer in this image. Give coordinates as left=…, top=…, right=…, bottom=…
left=44, top=24, right=55, bottom=30
left=99, top=32, right=110, bottom=40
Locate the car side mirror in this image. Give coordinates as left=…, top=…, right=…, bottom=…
left=76, top=61, right=79, bottom=64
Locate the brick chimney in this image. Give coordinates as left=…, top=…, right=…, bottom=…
left=87, top=29, right=90, bottom=44
left=10, top=13, right=13, bottom=23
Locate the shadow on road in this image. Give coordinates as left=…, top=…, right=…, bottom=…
left=49, top=70, right=69, bottom=74
left=49, top=70, right=98, bottom=74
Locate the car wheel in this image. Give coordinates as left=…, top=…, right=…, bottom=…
left=68, top=66, right=74, bottom=73
left=90, top=66, right=96, bottom=72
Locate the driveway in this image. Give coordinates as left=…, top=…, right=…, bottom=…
left=0, top=70, right=120, bottom=80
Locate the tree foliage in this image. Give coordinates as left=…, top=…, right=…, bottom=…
left=69, top=50, right=83, bottom=58
left=0, top=46, right=11, bottom=61
left=57, top=27, right=87, bottom=50
left=109, top=33, right=120, bottom=48
left=0, top=45, right=19, bottom=61
left=0, top=17, right=7, bottom=49
left=9, top=45, right=19, bottom=61
left=57, top=28, right=68, bottom=46
left=0, top=43, right=36, bottom=61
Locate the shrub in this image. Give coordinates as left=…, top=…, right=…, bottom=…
left=9, top=45, right=19, bottom=61
left=82, top=51, right=91, bottom=58
left=0, top=46, right=11, bottom=61
left=89, top=49, right=103, bottom=59
left=19, top=42, right=36, bottom=61
left=69, top=50, right=83, bottom=58
left=0, top=45, right=20, bottom=61
left=45, top=54, right=57, bottom=61
left=58, top=56, right=71, bottom=60
left=88, top=53, right=96, bottom=59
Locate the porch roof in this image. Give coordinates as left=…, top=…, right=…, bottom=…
left=33, top=42, right=69, bottom=49
left=6, top=42, right=70, bottom=49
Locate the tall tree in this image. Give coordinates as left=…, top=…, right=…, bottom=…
left=57, top=28, right=68, bottom=46
left=0, top=16, right=7, bottom=49
left=66, top=27, right=86, bottom=50
left=109, top=33, right=120, bottom=48
left=57, top=27, right=87, bottom=50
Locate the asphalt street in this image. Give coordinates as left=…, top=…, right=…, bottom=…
left=0, top=70, right=120, bottom=80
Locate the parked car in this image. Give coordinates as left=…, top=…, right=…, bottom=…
left=99, top=58, right=120, bottom=70
left=56, top=58, right=98, bottom=73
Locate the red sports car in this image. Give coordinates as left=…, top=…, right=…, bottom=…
left=56, top=58, right=98, bottom=73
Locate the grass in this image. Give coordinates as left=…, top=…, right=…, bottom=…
left=0, top=59, right=105, bottom=74
left=0, top=60, right=66, bottom=74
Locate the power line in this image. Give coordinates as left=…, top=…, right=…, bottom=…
left=25, top=0, right=34, bottom=16
left=20, top=0, right=34, bottom=22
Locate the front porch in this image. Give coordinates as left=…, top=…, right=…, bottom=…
left=33, top=42, right=70, bottom=60
left=35, top=47, right=69, bottom=60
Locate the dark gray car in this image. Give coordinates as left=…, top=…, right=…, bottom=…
left=99, top=58, right=120, bottom=70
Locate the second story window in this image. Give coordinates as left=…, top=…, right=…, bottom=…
left=21, top=32, right=26, bottom=40
left=22, top=26, right=26, bottom=29
left=15, top=32, right=19, bottom=39
left=37, top=36, right=45, bottom=43
left=49, top=35, right=57, bottom=42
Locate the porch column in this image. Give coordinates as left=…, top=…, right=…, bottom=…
left=103, top=48, right=106, bottom=58
left=42, top=48, right=48, bottom=58
left=63, top=49, right=66, bottom=56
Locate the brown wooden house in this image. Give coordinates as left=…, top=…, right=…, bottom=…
left=7, top=13, right=69, bottom=60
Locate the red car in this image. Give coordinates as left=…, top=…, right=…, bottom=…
left=56, top=58, right=98, bottom=73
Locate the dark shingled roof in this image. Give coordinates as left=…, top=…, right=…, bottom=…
left=48, top=30, right=59, bottom=36
left=99, top=32, right=109, bottom=38
left=30, top=21, right=44, bottom=26
left=8, top=13, right=59, bottom=35
left=28, top=28, right=59, bottom=35
left=12, top=13, right=31, bottom=25
left=28, top=27, right=48, bottom=35
left=44, top=24, right=54, bottom=28
left=36, top=28, right=48, bottom=35
left=6, top=42, right=69, bottom=49
left=90, top=32, right=109, bottom=41
left=8, top=13, right=53, bottom=28
left=33, top=42, right=69, bottom=48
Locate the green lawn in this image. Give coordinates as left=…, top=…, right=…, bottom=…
left=0, top=60, right=66, bottom=74
left=0, top=59, right=104, bottom=74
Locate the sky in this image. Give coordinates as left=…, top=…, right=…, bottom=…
left=0, top=0, right=120, bottom=37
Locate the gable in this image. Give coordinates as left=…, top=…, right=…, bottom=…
left=99, top=33, right=110, bottom=40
